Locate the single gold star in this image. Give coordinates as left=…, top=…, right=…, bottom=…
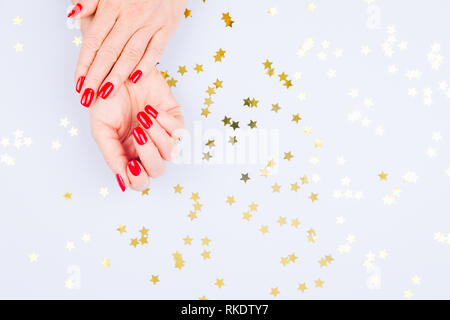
left=283, top=80, right=293, bottom=89
left=206, top=86, right=216, bottom=96
left=139, top=227, right=149, bottom=236
left=271, top=103, right=281, bottom=113
left=141, top=188, right=150, bottom=196
left=188, top=211, right=198, bottom=221
left=271, top=183, right=281, bottom=192
left=191, top=192, right=200, bottom=201
left=291, top=182, right=300, bottom=192
left=194, top=64, right=204, bottom=73
left=248, top=120, right=257, bottom=129
left=280, top=256, right=290, bottom=267
left=260, top=167, right=269, bottom=178
left=63, top=192, right=72, bottom=200
left=277, top=216, right=287, bottom=226
left=101, top=258, right=111, bottom=268
left=13, top=16, right=23, bottom=26
left=205, top=139, right=215, bottom=148
left=309, top=193, right=319, bottom=202
left=278, top=72, right=288, bottom=82
left=183, top=236, right=193, bottom=245
left=184, top=8, right=192, bottom=18
left=315, top=278, right=325, bottom=288
left=130, top=238, right=139, bottom=248
left=150, top=275, right=160, bottom=285
left=139, top=236, right=149, bottom=245
left=291, top=218, right=301, bottom=228
left=304, top=126, right=313, bottom=135
left=202, top=152, right=212, bottom=161
left=292, top=114, right=302, bottom=123
left=259, top=225, right=269, bottom=235
left=228, top=136, right=238, bottom=145
left=117, top=225, right=127, bottom=234
left=173, top=184, right=183, bottom=194
left=177, top=65, right=187, bottom=75
left=314, top=139, right=323, bottom=148
left=249, top=202, right=258, bottom=212
left=250, top=98, right=259, bottom=108
left=72, top=36, right=82, bottom=46
left=201, top=107, right=211, bottom=118
left=240, top=173, right=250, bottom=183
left=201, top=237, right=211, bottom=246
left=298, top=283, right=308, bottom=293
left=167, top=77, right=177, bottom=87
left=201, top=250, right=211, bottom=260
left=284, top=151, right=294, bottom=161
left=289, top=253, right=298, bottom=263
left=266, top=68, right=275, bottom=77
left=379, top=171, right=389, bottom=181
left=300, top=175, right=309, bottom=185
left=319, top=257, right=328, bottom=267
left=270, top=287, right=280, bottom=297
left=161, top=70, right=169, bottom=79
left=307, top=2, right=317, bottom=12
left=262, top=59, right=273, bottom=69
left=193, top=202, right=203, bottom=211
left=213, top=79, right=223, bottom=88
left=242, top=211, right=252, bottom=221
left=226, top=195, right=236, bottom=206
left=215, top=278, right=225, bottom=288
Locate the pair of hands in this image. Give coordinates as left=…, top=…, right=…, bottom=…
left=70, top=0, right=186, bottom=191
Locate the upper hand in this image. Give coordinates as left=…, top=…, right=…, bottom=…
left=70, top=0, right=187, bottom=107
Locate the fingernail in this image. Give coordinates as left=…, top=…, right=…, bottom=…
left=133, top=127, right=148, bottom=145
left=98, top=82, right=114, bottom=99
left=116, top=174, right=126, bottom=192
left=81, top=88, right=94, bottom=108
left=128, top=160, right=141, bottom=176
left=137, top=111, right=153, bottom=129
left=68, top=3, right=83, bottom=18
left=76, top=76, right=85, bottom=93
left=129, top=70, right=143, bottom=84
left=144, top=105, right=159, bottom=119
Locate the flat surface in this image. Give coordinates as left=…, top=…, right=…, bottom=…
left=1, top=0, right=450, bottom=299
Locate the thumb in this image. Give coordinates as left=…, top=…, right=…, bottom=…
left=68, top=0, right=99, bottom=19
left=91, top=121, right=130, bottom=192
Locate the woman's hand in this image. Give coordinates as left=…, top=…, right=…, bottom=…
left=79, top=14, right=185, bottom=192
left=70, top=0, right=187, bottom=108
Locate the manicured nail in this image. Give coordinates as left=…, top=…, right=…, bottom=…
left=98, top=82, right=114, bottom=99
left=132, top=127, right=148, bottom=145
left=116, top=174, right=126, bottom=192
left=81, top=88, right=94, bottom=107
left=137, top=111, right=153, bottom=129
left=129, top=70, right=143, bottom=84
left=68, top=3, right=83, bottom=18
left=144, top=105, right=159, bottom=119
left=127, top=160, right=141, bottom=176
left=76, top=76, right=85, bottom=93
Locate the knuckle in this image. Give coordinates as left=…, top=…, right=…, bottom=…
left=148, top=45, right=163, bottom=59
left=123, top=46, right=142, bottom=61
left=97, top=44, right=118, bottom=62
left=82, top=35, right=102, bottom=52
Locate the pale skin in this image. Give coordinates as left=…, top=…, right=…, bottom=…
left=76, top=4, right=185, bottom=191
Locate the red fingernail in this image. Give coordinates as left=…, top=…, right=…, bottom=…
left=133, top=127, right=148, bottom=145
left=76, top=76, right=85, bottom=93
left=68, top=3, right=83, bottom=18
left=128, top=160, right=141, bottom=176
left=81, top=88, right=94, bottom=107
left=137, top=111, right=153, bottom=129
left=98, top=82, right=114, bottom=99
left=144, top=105, right=159, bottom=119
left=129, top=70, right=143, bottom=84
left=116, top=174, right=126, bottom=192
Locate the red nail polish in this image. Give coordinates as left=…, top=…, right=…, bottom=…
left=81, top=88, right=94, bottom=107
left=144, top=105, right=159, bottom=118
left=133, top=127, right=148, bottom=145
left=68, top=3, right=83, bottom=18
left=98, top=82, right=114, bottom=99
left=129, top=70, right=143, bottom=84
left=137, top=111, right=153, bottom=129
left=116, top=174, right=126, bottom=192
left=128, top=160, right=141, bottom=176
left=76, top=76, right=85, bottom=93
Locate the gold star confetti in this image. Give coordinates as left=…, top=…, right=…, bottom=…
left=177, top=65, right=187, bottom=75
left=201, top=237, right=211, bottom=246
left=214, top=48, right=226, bottom=62
left=221, top=12, right=234, bottom=27
left=117, top=225, right=127, bottom=234
left=173, top=184, right=183, bottom=194
left=284, top=151, right=294, bottom=161
left=270, top=287, right=280, bottom=297
left=101, top=259, right=111, bottom=268
left=215, top=279, right=225, bottom=288
left=298, top=283, right=308, bottom=293
left=291, top=219, right=301, bottom=228
left=226, top=195, right=236, bottom=206
left=167, top=77, right=178, bottom=87
left=242, top=211, right=252, bottom=221
left=63, top=192, right=72, bottom=200
left=194, top=64, right=204, bottom=73
left=277, top=216, right=287, bottom=226
left=292, top=114, right=302, bottom=124
left=315, top=278, right=324, bottom=288
left=201, top=250, right=211, bottom=260
left=141, top=188, right=150, bottom=196
left=309, top=193, right=319, bottom=202
left=72, top=36, right=82, bottom=46
left=191, top=192, right=200, bottom=201
left=150, top=275, right=160, bottom=285
left=13, top=16, right=23, bottom=26
left=183, top=236, right=193, bottom=245
left=240, top=173, right=250, bottom=183
left=184, top=8, right=192, bottom=18
left=173, top=251, right=185, bottom=269
left=271, top=103, right=281, bottom=113
left=259, top=225, right=269, bottom=235
left=213, top=79, right=223, bottom=88
left=249, top=202, right=258, bottom=212
left=379, top=171, right=389, bottom=181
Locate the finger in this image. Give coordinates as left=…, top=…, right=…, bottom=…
left=68, top=0, right=98, bottom=19
left=81, top=21, right=137, bottom=107
left=74, top=1, right=120, bottom=96
left=90, top=121, right=130, bottom=192
left=126, top=160, right=150, bottom=191
left=132, top=127, right=166, bottom=178
left=129, top=28, right=172, bottom=83
left=137, top=111, right=177, bottom=161
left=144, top=105, right=185, bottom=139
left=98, top=26, right=156, bottom=100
